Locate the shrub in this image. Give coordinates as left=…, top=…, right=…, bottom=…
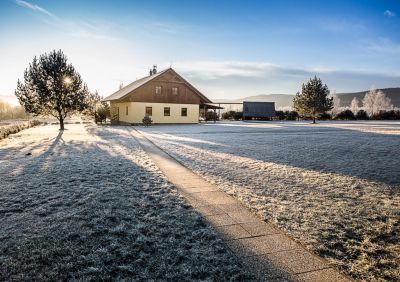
left=142, top=115, right=153, bottom=126
left=355, top=110, right=369, bottom=120
left=95, top=102, right=110, bottom=124
left=221, top=111, right=235, bottom=120
left=232, top=111, right=243, bottom=120
left=275, top=111, right=285, bottom=120
left=274, top=111, right=299, bottom=120
left=286, top=111, right=299, bottom=120
left=372, top=110, right=400, bottom=120
left=318, top=112, right=332, bottom=120
left=0, top=120, right=41, bottom=140
left=335, top=109, right=355, bottom=120
left=205, top=111, right=218, bottom=121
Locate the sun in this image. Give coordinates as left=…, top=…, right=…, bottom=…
left=63, top=76, right=72, bottom=85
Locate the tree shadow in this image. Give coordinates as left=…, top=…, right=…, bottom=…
left=0, top=124, right=255, bottom=281
left=139, top=122, right=400, bottom=187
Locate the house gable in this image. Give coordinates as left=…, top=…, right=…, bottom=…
left=107, top=68, right=211, bottom=104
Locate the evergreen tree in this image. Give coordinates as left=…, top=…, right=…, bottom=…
left=293, top=76, right=333, bottom=123
left=95, top=102, right=111, bottom=124
left=15, top=50, right=90, bottom=130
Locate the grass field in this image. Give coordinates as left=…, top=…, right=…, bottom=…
left=1, top=121, right=398, bottom=281
left=0, top=124, right=250, bottom=280
left=140, top=121, right=400, bottom=282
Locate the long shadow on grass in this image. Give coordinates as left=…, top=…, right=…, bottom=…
left=134, top=123, right=400, bottom=281
left=0, top=125, right=253, bottom=281
left=140, top=122, right=400, bottom=186
left=86, top=125, right=314, bottom=281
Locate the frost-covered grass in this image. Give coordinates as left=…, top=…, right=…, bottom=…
left=0, top=119, right=41, bottom=140
left=0, top=124, right=250, bottom=281
left=140, top=121, right=400, bottom=282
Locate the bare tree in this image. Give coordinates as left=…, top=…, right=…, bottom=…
left=350, top=97, right=359, bottom=115
left=362, top=88, right=393, bottom=117
left=329, top=90, right=341, bottom=118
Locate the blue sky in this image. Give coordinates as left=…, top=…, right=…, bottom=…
left=0, top=0, right=399, bottom=103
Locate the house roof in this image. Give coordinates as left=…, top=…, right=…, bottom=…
left=102, top=69, right=169, bottom=101
left=103, top=68, right=212, bottom=103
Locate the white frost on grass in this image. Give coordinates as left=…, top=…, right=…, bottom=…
left=0, top=124, right=250, bottom=280
left=140, top=121, right=400, bottom=282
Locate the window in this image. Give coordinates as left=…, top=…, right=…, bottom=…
left=164, top=107, right=170, bottom=116
left=172, top=87, right=178, bottom=95
left=181, top=107, right=187, bottom=117
left=126, top=106, right=128, bottom=115
left=155, top=86, right=162, bottom=95
left=145, top=107, right=152, bottom=116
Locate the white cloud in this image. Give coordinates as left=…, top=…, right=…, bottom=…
left=368, top=38, right=400, bottom=54
left=168, top=60, right=400, bottom=98
left=174, top=61, right=281, bottom=79
left=384, top=10, right=396, bottom=17
left=14, top=0, right=119, bottom=41
left=14, top=0, right=55, bottom=17
left=321, top=20, right=364, bottom=33
left=173, top=60, right=398, bottom=80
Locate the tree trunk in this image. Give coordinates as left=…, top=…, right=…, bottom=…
left=59, top=115, right=65, bottom=130
left=313, top=116, right=316, bottom=124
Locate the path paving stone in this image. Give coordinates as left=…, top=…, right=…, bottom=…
left=132, top=129, right=351, bottom=282
left=215, top=224, right=252, bottom=240
left=241, top=221, right=280, bottom=236
left=295, top=268, right=350, bottom=282
left=207, top=214, right=237, bottom=226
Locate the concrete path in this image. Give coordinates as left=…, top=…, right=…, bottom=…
left=132, top=129, right=351, bottom=282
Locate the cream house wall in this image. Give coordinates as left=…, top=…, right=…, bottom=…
left=111, top=102, right=199, bottom=124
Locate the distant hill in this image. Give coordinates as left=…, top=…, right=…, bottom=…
left=214, top=88, right=400, bottom=108
left=338, top=88, right=400, bottom=107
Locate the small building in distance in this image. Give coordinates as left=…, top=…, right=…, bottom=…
left=243, top=101, right=276, bottom=120
left=103, top=67, right=212, bottom=124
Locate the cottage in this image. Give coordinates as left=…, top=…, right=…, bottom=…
left=103, top=67, right=212, bottom=124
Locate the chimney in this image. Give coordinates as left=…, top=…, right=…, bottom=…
left=149, top=69, right=153, bottom=76
left=152, top=65, right=157, bottom=74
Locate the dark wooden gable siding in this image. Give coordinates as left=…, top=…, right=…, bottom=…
left=120, top=70, right=202, bottom=104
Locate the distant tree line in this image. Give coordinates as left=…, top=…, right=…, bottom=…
left=0, top=100, right=28, bottom=120
left=292, top=77, right=399, bottom=122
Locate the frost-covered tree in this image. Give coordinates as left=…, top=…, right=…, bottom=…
left=350, top=97, right=359, bottom=115
left=293, top=76, right=334, bottom=123
left=95, top=102, right=110, bottom=124
left=84, top=91, right=101, bottom=116
left=329, top=90, right=341, bottom=118
left=15, top=50, right=90, bottom=130
left=362, top=89, right=393, bottom=117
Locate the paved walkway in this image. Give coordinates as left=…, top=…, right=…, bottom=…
left=132, top=129, right=351, bottom=282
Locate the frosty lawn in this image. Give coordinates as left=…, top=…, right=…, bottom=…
left=0, top=124, right=250, bottom=280
left=140, top=121, right=400, bottom=282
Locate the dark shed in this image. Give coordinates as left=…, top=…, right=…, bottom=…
left=243, top=101, right=276, bottom=120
